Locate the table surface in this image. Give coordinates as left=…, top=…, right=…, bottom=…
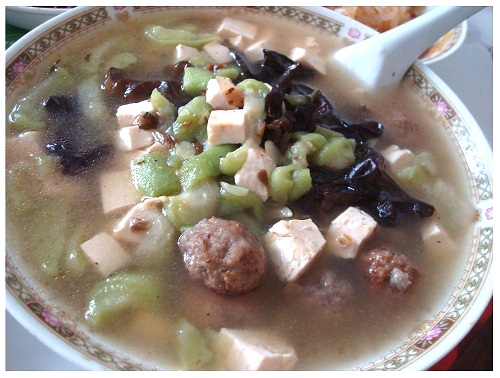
left=5, top=6, right=493, bottom=371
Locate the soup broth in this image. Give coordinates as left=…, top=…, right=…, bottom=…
left=5, top=7, right=476, bottom=370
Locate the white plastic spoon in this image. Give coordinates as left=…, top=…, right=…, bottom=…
left=332, top=6, right=485, bottom=90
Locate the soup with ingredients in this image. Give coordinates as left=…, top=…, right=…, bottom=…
left=5, top=7, right=476, bottom=370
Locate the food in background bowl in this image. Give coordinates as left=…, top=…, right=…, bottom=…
left=327, top=6, right=467, bottom=64
left=5, top=6, right=492, bottom=371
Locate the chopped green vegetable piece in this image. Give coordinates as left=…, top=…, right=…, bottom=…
left=131, top=152, right=182, bottom=197
left=219, top=144, right=249, bottom=176
left=144, top=25, right=215, bottom=47
left=84, top=272, right=163, bottom=329
left=214, top=67, right=240, bottom=81
left=172, top=96, right=212, bottom=141
left=396, top=151, right=438, bottom=191
left=236, top=78, right=271, bottom=98
left=183, top=67, right=215, bottom=95
left=164, top=180, right=220, bottom=230
left=269, top=165, right=312, bottom=202
left=176, top=320, right=213, bottom=370
left=150, top=88, right=175, bottom=122
left=310, top=136, right=356, bottom=170
left=218, top=182, right=264, bottom=219
left=178, top=144, right=236, bottom=190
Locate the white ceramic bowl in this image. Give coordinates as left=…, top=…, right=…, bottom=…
left=5, top=6, right=493, bottom=371
left=6, top=6, right=74, bottom=30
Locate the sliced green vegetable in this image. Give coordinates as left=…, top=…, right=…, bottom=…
left=396, top=151, right=438, bottom=194
left=219, top=144, right=249, bottom=176
left=144, top=25, right=215, bottom=47
left=164, top=180, right=220, bottom=230
left=130, top=152, right=182, bottom=197
left=176, top=319, right=213, bottom=370
left=183, top=67, right=215, bottom=95
left=177, top=144, right=236, bottom=190
left=236, top=78, right=271, bottom=98
left=218, top=182, right=264, bottom=219
left=172, top=96, right=212, bottom=142
left=269, top=164, right=312, bottom=203
left=310, top=136, right=356, bottom=170
left=84, top=272, right=163, bottom=329
left=150, top=88, right=176, bottom=123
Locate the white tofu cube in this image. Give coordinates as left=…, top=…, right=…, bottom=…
left=175, top=44, right=199, bottom=62
left=381, top=144, right=415, bottom=173
left=234, top=146, right=276, bottom=201
left=228, top=35, right=245, bottom=49
left=113, top=198, right=165, bottom=247
left=327, top=207, right=377, bottom=259
left=117, top=126, right=155, bottom=151
left=202, top=41, right=232, bottom=64
left=207, top=109, right=247, bottom=145
left=80, top=232, right=131, bottom=277
left=265, top=218, right=326, bottom=282
left=244, top=40, right=266, bottom=63
left=116, top=100, right=155, bottom=127
left=205, top=77, right=244, bottom=110
left=215, top=328, right=298, bottom=371
left=421, top=220, right=455, bottom=254
left=217, top=18, right=258, bottom=42
left=289, top=47, right=326, bottom=75
left=100, top=170, right=141, bottom=214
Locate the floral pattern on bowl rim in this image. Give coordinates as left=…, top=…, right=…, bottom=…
left=5, top=6, right=493, bottom=371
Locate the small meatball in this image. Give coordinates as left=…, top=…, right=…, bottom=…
left=360, top=247, right=419, bottom=291
left=179, top=217, right=267, bottom=295
left=286, top=268, right=355, bottom=320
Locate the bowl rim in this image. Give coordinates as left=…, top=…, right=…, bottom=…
left=5, top=5, right=493, bottom=371
left=6, top=6, right=71, bottom=16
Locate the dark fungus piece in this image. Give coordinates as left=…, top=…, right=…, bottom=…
left=44, top=95, right=114, bottom=175
left=296, top=145, right=435, bottom=226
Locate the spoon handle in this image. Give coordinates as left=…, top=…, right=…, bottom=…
left=334, top=6, right=485, bottom=89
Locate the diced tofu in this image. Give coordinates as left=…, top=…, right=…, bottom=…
left=289, top=47, right=326, bottom=75
left=205, top=76, right=244, bottom=110
left=207, top=109, right=247, bottom=145
left=202, top=41, right=232, bottom=64
left=327, top=207, right=377, bottom=259
left=215, top=328, right=298, bottom=371
left=80, top=232, right=131, bottom=277
left=217, top=18, right=258, bottom=42
left=6, top=131, right=44, bottom=168
left=100, top=170, right=141, bottom=214
left=113, top=198, right=166, bottom=247
left=117, top=126, right=155, bottom=151
left=234, top=146, right=276, bottom=201
left=228, top=35, right=245, bottom=49
left=421, top=220, right=455, bottom=254
left=265, top=218, right=326, bottom=282
left=116, top=100, right=155, bottom=127
left=175, top=44, right=199, bottom=62
left=381, top=144, right=415, bottom=172
left=244, top=40, right=266, bottom=63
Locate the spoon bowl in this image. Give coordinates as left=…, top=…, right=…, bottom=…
left=333, top=6, right=485, bottom=89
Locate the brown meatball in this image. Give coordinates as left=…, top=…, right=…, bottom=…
left=178, top=217, right=267, bottom=295
left=360, top=247, right=419, bottom=288
left=289, top=268, right=354, bottom=317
